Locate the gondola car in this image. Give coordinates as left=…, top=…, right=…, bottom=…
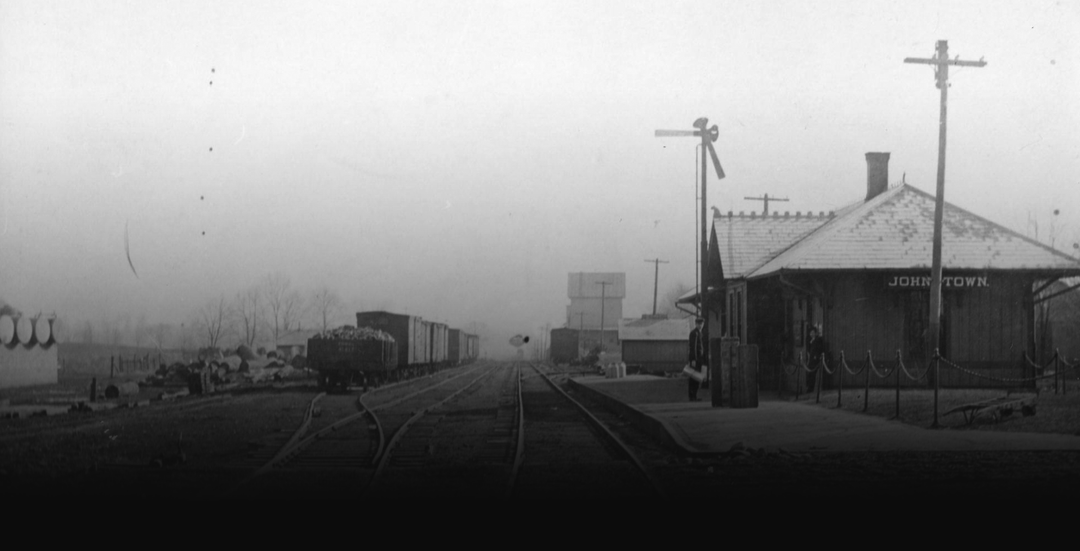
left=307, top=326, right=397, bottom=390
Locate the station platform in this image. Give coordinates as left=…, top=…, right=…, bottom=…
left=568, top=374, right=1080, bottom=456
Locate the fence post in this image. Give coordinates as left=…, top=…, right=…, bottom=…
left=931, top=349, right=940, bottom=429
left=863, top=351, right=871, bottom=413
left=837, top=351, right=844, bottom=409
left=894, top=350, right=901, bottom=421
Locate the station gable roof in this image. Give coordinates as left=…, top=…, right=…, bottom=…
left=714, top=183, right=1080, bottom=280
left=713, top=209, right=835, bottom=279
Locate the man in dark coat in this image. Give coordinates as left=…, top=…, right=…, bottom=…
left=807, top=326, right=826, bottom=393
left=688, top=318, right=706, bottom=401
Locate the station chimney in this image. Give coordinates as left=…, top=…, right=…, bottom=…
left=865, top=152, right=891, bottom=201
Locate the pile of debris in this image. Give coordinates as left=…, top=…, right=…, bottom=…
left=311, top=325, right=393, bottom=341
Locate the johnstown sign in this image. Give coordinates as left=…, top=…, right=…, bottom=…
left=886, top=274, right=990, bottom=290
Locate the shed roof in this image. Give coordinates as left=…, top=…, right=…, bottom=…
left=714, top=183, right=1080, bottom=280
left=618, top=317, right=692, bottom=341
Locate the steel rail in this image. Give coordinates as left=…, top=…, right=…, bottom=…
left=359, top=362, right=490, bottom=466
left=230, top=362, right=487, bottom=494
left=365, top=363, right=502, bottom=491
left=507, top=362, right=526, bottom=498
left=525, top=362, right=667, bottom=500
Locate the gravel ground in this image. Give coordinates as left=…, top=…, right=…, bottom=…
left=2, top=388, right=317, bottom=498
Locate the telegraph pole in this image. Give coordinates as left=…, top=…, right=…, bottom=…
left=904, top=40, right=986, bottom=364
left=743, top=193, right=789, bottom=215
left=597, top=281, right=612, bottom=353
left=644, top=258, right=669, bottom=315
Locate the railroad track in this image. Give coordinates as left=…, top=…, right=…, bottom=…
left=228, top=360, right=665, bottom=499
left=363, top=362, right=512, bottom=498
left=508, top=362, right=665, bottom=499
left=227, top=361, right=492, bottom=497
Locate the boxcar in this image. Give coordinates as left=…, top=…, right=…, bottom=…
left=550, top=328, right=579, bottom=365
left=448, top=328, right=466, bottom=364
left=356, top=311, right=444, bottom=367
left=465, top=333, right=479, bottom=361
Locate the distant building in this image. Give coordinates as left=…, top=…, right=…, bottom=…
left=619, top=316, right=692, bottom=373
left=681, top=152, right=1080, bottom=390
left=275, top=329, right=319, bottom=360
left=565, top=272, right=624, bottom=353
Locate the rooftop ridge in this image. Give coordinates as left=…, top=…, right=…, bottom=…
left=746, top=183, right=1080, bottom=278
left=719, top=210, right=836, bottom=219
left=747, top=184, right=907, bottom=278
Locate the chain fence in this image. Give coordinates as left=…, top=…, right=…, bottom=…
left=782, top=345, right=1080, bottom=425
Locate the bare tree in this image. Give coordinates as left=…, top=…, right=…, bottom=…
left=196, top=295, right=231, bottom=350
left=281, top=289, right=306, bottom=333
left=263, top=272, right=299, bottom=346
left=310, top=286, right=343, bottom=333
left=234, top=284, right=263, bottom=346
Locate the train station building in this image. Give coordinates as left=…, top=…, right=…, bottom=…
left=681, top=152, right=1080, bottom=390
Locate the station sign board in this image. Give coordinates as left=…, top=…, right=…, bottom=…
left=885, top=273, right=990, bottom=290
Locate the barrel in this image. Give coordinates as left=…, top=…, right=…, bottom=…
left=15, top=316, right=35, bottom=345
left=34, top=317, right=52, bottom=346
left=0, top=315, right=13, bottom=345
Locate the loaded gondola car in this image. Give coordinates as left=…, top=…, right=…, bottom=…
left=307, top=326, right=397, bottom=390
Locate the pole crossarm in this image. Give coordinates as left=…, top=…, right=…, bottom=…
left=654, top=130, right=698, bottom=137
left=743, top=193, right=790, bottom=215
left=903, top=57, right=987, bottom=68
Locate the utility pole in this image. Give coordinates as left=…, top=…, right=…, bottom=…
left=904, top=41, right=986, bottom=362
left=597, top=281, right=612, bottom=353
left=743, top=193, right=789, bottom=215
left=644, top=258, right=669, bottom=315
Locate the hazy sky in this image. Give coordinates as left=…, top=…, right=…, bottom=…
left=2, top=0, right=1078, bottom=355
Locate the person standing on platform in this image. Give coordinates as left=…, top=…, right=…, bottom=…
left=807, top=326, right=826, bottom=393
left=688, top=318, right=706, bottom=402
